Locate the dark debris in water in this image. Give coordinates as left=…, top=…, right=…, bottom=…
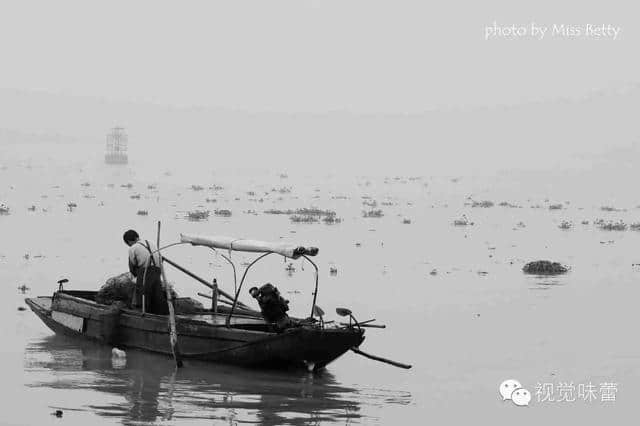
left=470, top=200, right=494, bottom=208
left=186, top=210, right=210, bottom=221
left=523, top=260, right=569, bottom=275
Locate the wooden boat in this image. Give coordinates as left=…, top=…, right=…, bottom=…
left=26, top=292, right=364, bottom=370
left=26, top=234, right=368, bottom=371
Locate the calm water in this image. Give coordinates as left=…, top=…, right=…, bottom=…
left=1, top=143, right=639, bottom=424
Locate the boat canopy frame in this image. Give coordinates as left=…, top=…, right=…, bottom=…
left=150, top=235, right=320, bottom=327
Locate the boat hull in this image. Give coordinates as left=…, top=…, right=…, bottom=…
left=26, top=292, right=364, bottom=370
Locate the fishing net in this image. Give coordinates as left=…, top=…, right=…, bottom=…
left=95, top=272, right=204, bottom=313
left=95, top=272, right=136, bottom=305
left=175, top=297, right=205, bottom=314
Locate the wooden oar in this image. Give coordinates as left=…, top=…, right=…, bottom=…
left=351, top=347, right=412, bottom=369
left=157, top=221, right=183, bottom=368
left=162, top=256, right=251, bottom=310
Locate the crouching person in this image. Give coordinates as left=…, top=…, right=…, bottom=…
left=249, top=283, right=294, bottom=331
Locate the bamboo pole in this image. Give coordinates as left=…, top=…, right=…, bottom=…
left=196, top=292, right=261, bottom=314
left=158, top=221, right=183, bottom=368
left=161, top=256, right=251, bottom=310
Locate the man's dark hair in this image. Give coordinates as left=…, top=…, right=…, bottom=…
left=123, top=229, right=139, bottom=244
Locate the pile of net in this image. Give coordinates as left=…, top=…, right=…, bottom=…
left=174, top=297, right=204, bottom=314
left=95, top=272, right=137, bottom=305
left=96, top=272, right=204, bottom=313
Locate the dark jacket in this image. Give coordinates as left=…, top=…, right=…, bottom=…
left=255, top=283, right=289, bottom=323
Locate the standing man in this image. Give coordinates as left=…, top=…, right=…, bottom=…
left=123, top=230, right=161, bottom=276
left=122, top=229, right=167, bottom=313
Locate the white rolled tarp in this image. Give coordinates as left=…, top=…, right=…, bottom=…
left=180, top=234, right=319, bottom=258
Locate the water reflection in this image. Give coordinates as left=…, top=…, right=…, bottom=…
left=527, top=275, right=566, bottom=290
left=24, top=335, right=405, bottom=425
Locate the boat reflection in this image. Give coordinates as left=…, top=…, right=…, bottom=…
left=24, top=335, right=366, bottom=424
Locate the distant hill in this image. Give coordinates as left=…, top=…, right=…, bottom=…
left=0, top=127, right=76, bottom=144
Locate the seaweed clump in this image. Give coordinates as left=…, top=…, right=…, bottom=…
left=599, top=220, right=627, bottom=231
left=471, top=200, right=494, bottom=208
left=264, top=209, right=291, bottom=215
left=600, top=206, right=623, bottom=212
left=323, top=215, right=342, bottom=224
left=558, top=220, right=572, bottom=230
left=453, top=215, right=473, bottom=226
left=523, top=260, right=569, bottom=275
left=498, top=201, right=520, bottom=208
left=362, top=209, right=384, bottom=218
left=271, top=187, right=291, bottom=194
left=295, top=207, right=336, bottom=217
left=186, top=210, right=210, bottom=221
left=290, top=215, right=319, bottom=223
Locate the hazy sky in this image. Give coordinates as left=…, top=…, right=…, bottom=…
left=1, top=1, right=638, bottom=177
left=1, top=0, right=637, bottom=112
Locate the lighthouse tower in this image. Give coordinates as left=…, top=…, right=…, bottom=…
left=105, top=127, right=128, bottom=164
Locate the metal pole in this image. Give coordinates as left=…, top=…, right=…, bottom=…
left=302, top=255, right=319, bottom=319
left=226, top=252, right=273, bottom=327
